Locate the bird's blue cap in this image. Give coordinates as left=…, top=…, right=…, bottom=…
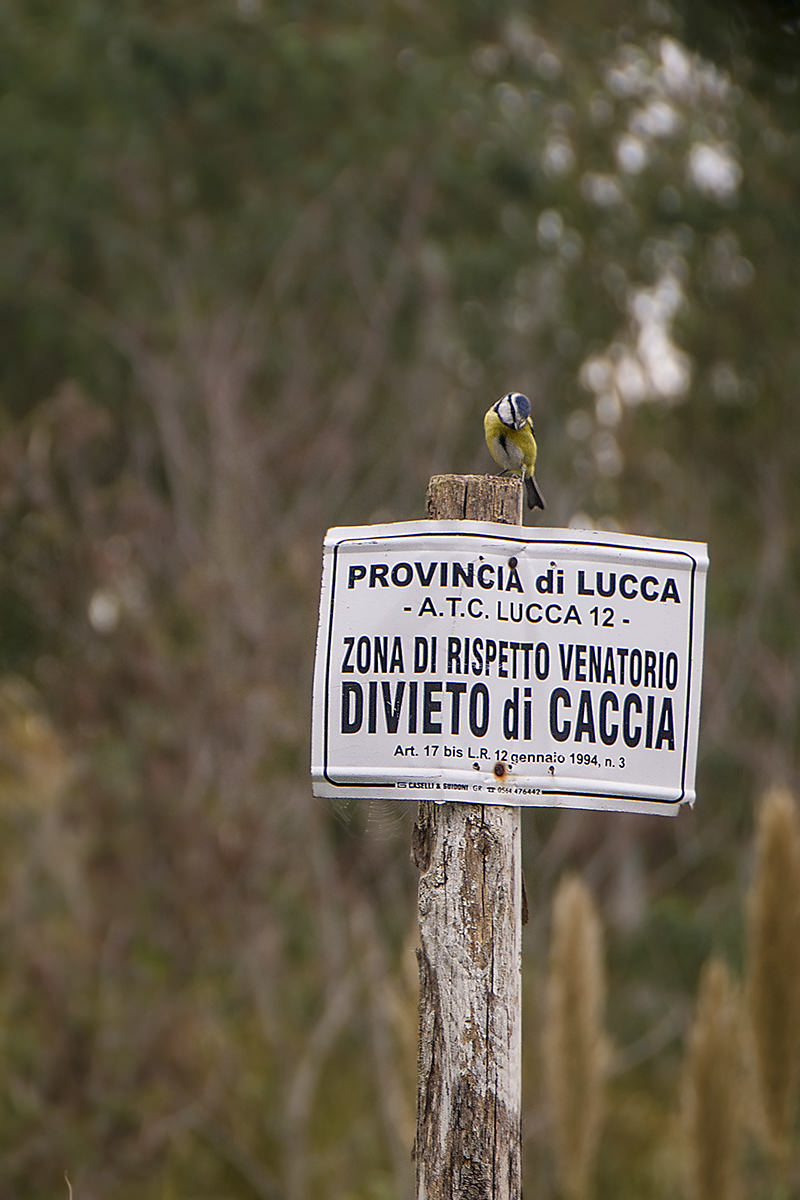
left=494, top=392, right=531, bottom=430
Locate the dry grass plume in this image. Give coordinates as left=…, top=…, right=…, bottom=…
left=544, top=874, right=607, bottom=1200
left=745, top=786, right=800, bottom=1162
left=681, top=958, right=744, bottom=1200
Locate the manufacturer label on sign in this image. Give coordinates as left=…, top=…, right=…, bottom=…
left=311, top=521, right=708, bottom=816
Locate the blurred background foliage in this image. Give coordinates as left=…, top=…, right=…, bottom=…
left=1, top=0, right=800, bottom=1196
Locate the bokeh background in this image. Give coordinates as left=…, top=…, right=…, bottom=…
left=2, top=1, right=800, bottom=1196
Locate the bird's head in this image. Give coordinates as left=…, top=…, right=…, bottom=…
left=494, top=392, right=531, bottom=430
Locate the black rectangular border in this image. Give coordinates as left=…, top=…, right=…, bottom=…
left=318, top=527, right=705, bottom=808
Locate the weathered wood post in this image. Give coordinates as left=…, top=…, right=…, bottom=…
left=412, top=474, right=523, bottom=1200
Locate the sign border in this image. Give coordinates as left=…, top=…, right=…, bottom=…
left=313, top=522, right=707, bottom=812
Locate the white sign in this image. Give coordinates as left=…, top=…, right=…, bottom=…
left=311, top=521, right=708, bottom=816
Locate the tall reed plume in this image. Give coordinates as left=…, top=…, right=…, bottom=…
left=544, top=874, right=607, bottom=1200
left=681, top=958, right=744, bottom=1200
left=745, top=786, right=800, bottom=1162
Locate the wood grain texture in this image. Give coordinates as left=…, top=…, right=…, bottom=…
left=413, top=474, right=523, bottom=1200
left=425, top=474, right=523, bottom=525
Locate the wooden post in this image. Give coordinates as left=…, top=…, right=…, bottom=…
left=412, top=474, right=523, bottom=1200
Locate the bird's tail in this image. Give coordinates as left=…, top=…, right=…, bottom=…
left=525, top=474, right=545, bottom=510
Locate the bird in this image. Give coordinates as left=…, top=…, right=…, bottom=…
left=484, top=391, right=545, bottom=510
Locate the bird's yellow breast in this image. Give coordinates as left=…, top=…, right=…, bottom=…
left=484, top=410, right=537, bottom=474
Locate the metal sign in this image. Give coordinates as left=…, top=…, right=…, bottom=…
left=311, top=521, right=708, bottom=816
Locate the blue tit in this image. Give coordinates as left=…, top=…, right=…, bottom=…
left=484, top=392, right=545, bottom=510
